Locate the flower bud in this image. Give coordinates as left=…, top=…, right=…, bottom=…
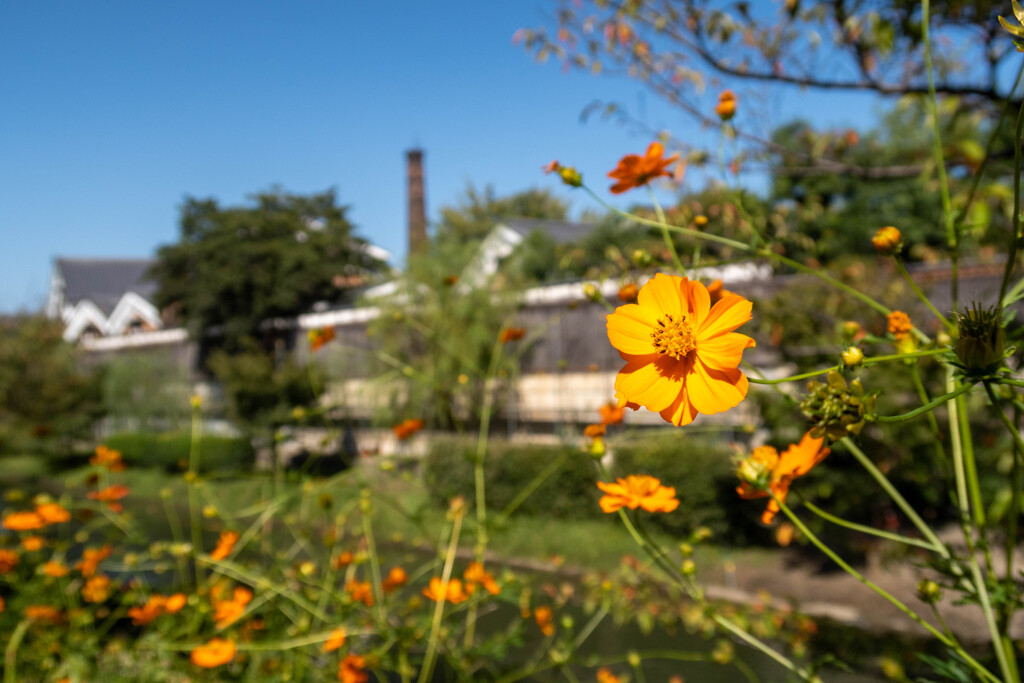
left=617, top=283, right=638, bottom=302
left=694, top=215, right=709, bottom=228
left=800, top=370, right=877, bottom=440
left=735, top=446, right=779, bottom=489
left=627, top=651, right=642, bottom=668
left=917, top=579, right=942, bottom=604
left=954, top=303, right=1005, bottom=375
left=715, top=90, right=737, bottom=121
left=582, top=283, right=601, bottom=302
left=841, top=320, right=862, bottom=340
left=631, top=249, right=652, bottom=267
left=841, top=346, right=864, bottom=367
left=558, top=166, right=582, bottom=187
left=871, top=226, right=903, bottom=255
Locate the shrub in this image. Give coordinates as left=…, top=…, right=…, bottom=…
left=424, top=437, right=602, bottom=520
left=103, top=431, right=254, bottom=474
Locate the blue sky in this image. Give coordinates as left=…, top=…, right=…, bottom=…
left=0, top=1, right=881, bottom=312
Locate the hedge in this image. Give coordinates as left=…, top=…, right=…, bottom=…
left=424, top=438, right=602, bottom=520
left=102, top=431, right=254, bottom=474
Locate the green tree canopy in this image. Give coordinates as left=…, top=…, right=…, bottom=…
left=151, top=188, right=387, bottom=354
left=434, top=184, right=570, bottom=244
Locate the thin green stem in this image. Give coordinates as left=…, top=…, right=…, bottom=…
left=873, top=382, right=974, bottom=423
left=747, top=348, right=950, bottom=386
left=895, top=257, right=952, bottom=330
left=775, top=496, right=1000, bottom=683
left=1000, top=96, right=1024, bottom=305
left=187, top=400, right=204, bottom=591
left=803, top=501, right=938, bottom=551
left=4, top=621, right=28, bottom=683
left=417, top=508, right=464, bottom=683
left=496, top=450, right=572, bottom=524
left=648, top=187, right=684, bottom=273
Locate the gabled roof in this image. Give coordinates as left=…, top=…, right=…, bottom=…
left=55, top=258, right=157, bottom=316
left=498, top=218, right=596, bottom=245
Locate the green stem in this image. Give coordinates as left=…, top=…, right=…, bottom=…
left=417, top=508, right=464, bottom=683
left=1000, top=95, right=1024, bottom=306
left=187, top=400, right=204, bottom=591
left=361, top=493, right=386, bottom=624
left=873, top=382, right=974, bottom=423
left=497, top=450, right=572, bottom=524
left=895, top=257, right=953, bottom=330
left=4, top=621, right=29, bottom=683
left=747, top=348, right=950, bottom=386
left=648, top=187, right=685, bottom=273
left=803, top=501, right=938, bottom=551
left=775, top=496, right=1000, bottom=683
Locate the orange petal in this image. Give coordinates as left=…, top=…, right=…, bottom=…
left=606, top=305, right=658, bottom=356
left=686, top=359, right=748, bottom=415
left=614, top=355, right=684, bottom=412
left=599, top=495, right=626, bottom=513
left=698, top=294, right=753, bottom=339
left=658, top=382, right=700, bottom=426
left=684, top=279, right=710, bottom=329
left=696, top=333, right=756, bottom=371
left=637, top=273, right=683, bottom=320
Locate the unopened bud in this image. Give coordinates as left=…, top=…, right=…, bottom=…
left=871, top=226, right=903, bottom=256
left=841, top=346, right=864, bottom=367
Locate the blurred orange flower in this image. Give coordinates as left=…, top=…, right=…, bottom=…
left=499, top=327, right=525, bottom=343
left=322, top=627, right=347, bottom=652
left=88, top=484, right=130, bottom=512
left=42, top=561, right=69, bottom=578
left=333, top=550, right=355, bottom=569
left=0, top=549, right=19, bottom=573
left=392, top=418, right=425, bottom=441
left=583, top=423, right=606, bottom=439
left=464, top=561, right=500, bottom=595
left=75, top=545, right=111, bottom=577
left=35, top=502, right=71, bottom=525
left=213, top=586, right=253, bottom=628
left=606, top=273, right=755, bottom=427
left=382, top=566, right=408, bottom=593
left=82, top=575, right=112, bottom=603
left=339, top=654, right=369, bottom=683
left=128, top=593, right=187, bottom=625
left=422, top=577, right=469, bottom=604
left=91, top=445, right=126, bottom=471
left=21, top=536, right=45, bottom=551
left=597, top=668, right=623, bottom=683
left=597, top=475, right=679, bottom=513
left=608, top=142, right=678, bottom=194
left=191, top=638, right=236, bottom=668
left=887, top=311, right=913, bottom=341
left=598, top=401, right=624, bottom=425
left=534, top=605, right=555, bottom=636
left=617, top=283, right=639, bottom=303
left=346, top=579, right=375, bottom=607
left=2, top=510, right=45, bottom=531
left=716, top=89, right=737, bottom=120
left=210, top=530, right=240, bottom=561
left=309, top=326, right=336, bottom=352
left=736, top=432, right=830, bottom=524
left=24, top=605, right=61, bottom=623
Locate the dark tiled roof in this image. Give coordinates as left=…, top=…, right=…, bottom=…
left=500, top=218, right=597, bottom=245
left=56, top=258, right=157, bottom=315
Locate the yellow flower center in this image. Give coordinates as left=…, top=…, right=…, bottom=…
left=651, top=314, right=697, bottom=360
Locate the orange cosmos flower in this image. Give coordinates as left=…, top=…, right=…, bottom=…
left=597, top=475, right=680, bottom=513
left=382, top=566, right=408, bottom=593
left=88, top=484, right=130, bottom=512
left=392, top=418, right=425, bottom=441
left=716, top=89, right=737, bottom=120
left=608, top=142, right=679, bottom=194
left=534, top=605, right=555, bottom=636
left=333, top=550, right=355, bottom=569
left=21, top=536, right=45, bottom=551
left=422, top=577, right=470, bottom=604
left=346, top=579, right=375, bottom=607
left=617, top=283, right=639, bottom=303
left=42, top=561, right=69, bottom=578
left=35, top=502, right=71, bottom=525
left=583, top=423, right=606, bottom=439
left=322, top=627, right=347, bottom=652
left=0, top=549, right=19, bottom=574
left=0, top=596, right=4, bottom=614
left=128, top=593, right=187, bottom=625
left=606, top=273, right=755, bottom=427
left=213, top=586, right=253, bottom=628
left=499, top=327, right=525, bottom=343
left=24, top=605, right=61, bottom=623
left=887, top=311, right=913, bottom=341
left=75, top=545, right=111, bottom=577
left=339, top=654, right=369, bottom=683
left=191, top=638, right=237, bottom=668
left=736, top=432, right=830, bottom=524
left=597, top=668, right=624, bottom=683
left=82, top=575, right=112, bottom=603
left=598, top=401, right=625, bottom=426
left=2, top=510, right=45, bottom=531
left=91, top=445, right=126, bottom=471
left=309, top=326, right=336, bottom=352
left=210, top=530, right=239, bottom=561
left=464, top=561, right=500, bottom=595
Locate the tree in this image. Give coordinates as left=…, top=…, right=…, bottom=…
left=0, top=316, right=103, bottom=457
left=435, top=184, right=570, bottom=244
left=519, top=1, right=1019, bottom=178
left=151, top=188, right=387, bottom=354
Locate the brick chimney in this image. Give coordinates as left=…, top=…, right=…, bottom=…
left=406, top=148, right=427, bottom=255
